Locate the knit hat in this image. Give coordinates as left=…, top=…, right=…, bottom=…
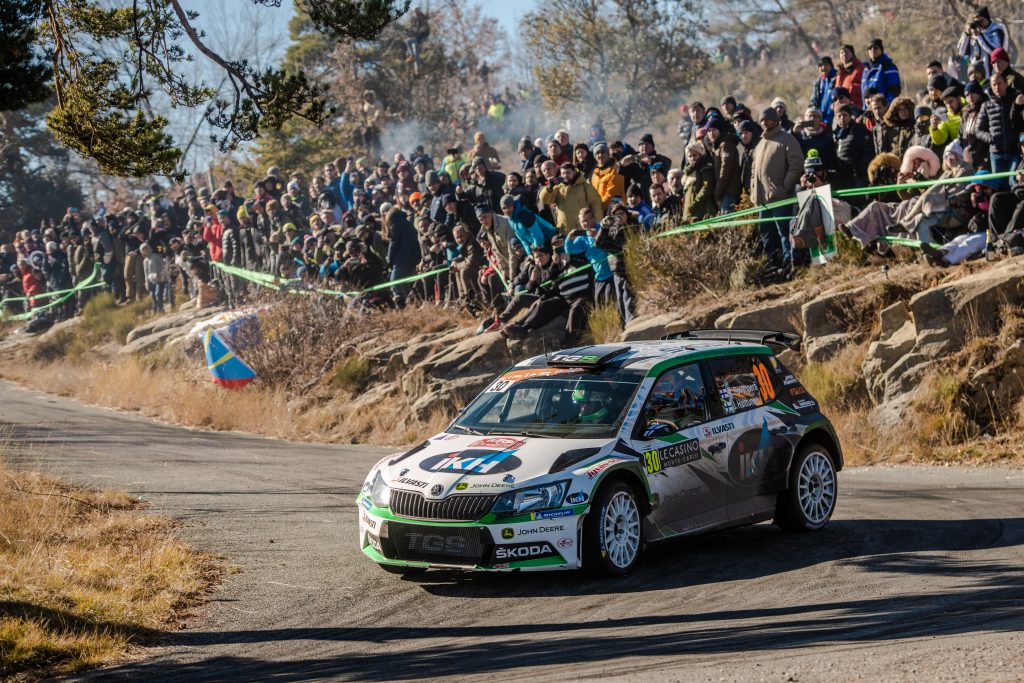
left=770, top=97, right=787, bottom=110
left=499, top=195, right=516, bottom=209
left=976, top=6, right=991, bottom=21
left=517, top=136, right=533, bottom=152
left=737, top=120, right=759, bottom=135
left=868, top=38, right=884, bottom=51
left=639, top=133, right=655, bottom=145
left=424, top=170, right=440, bottom=185
left=942, top=85, right=964, bottom=100
left=965, top=80, right=985, bottom=96
left=991, top=47, right=1010, bottom=65
left=803, top=149, right=823, bottom=170
left=944, top=140, right=964, bottom=160
left=914, top=105, right=933, bottom=119
left=592, top=141, right=609, bottom=154
left=759, top=107, right=780, bottom=123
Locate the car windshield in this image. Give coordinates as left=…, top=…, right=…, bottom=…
left=450, top=366, right=644, bottom=438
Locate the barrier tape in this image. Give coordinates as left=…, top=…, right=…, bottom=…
left=2, top=264, right=105, bottom=321
left=206, top=168, right=1019, bottom=300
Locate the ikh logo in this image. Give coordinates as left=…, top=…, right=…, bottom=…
left=420, top=449, right=522, bottom=475
left=501, top=528, right=515, bottom=540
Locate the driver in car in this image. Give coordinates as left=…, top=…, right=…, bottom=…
left=571, top=386, right=609, bottom=424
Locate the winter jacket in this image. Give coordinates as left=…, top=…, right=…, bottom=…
left=220, top=225, right=243, bottom=267
left=565, top=233, right=613, bottom=282
left=384, top=209, right=420, bottom=273
left=976, top=89, right=1024, bottom=153
left=833, top=121, right=873, bottom=187
left=143, top=253, right=169, bottom=284
left=837, top=59, right=865, bottom=109
left=751, top=125, right=804, bottom=204
left=71, top=243, right=94, bottom=282
left=930, top=110, right=963, bottom=150
left=508, top=203, right=557, bottom=251
left=798, top=125, right=839, bottom=173
left=810, top=68, right=838, bottom=125
left=958, top=21, right=1009, bottom=74
left=863, top=53, right=902, bottom=103
left=711, top=132, right=742, bottom=202
left=43, top=251, right=73, bottom=290
left=203, top=220, right=224, bottom=262
left=682, top=155, right=717, bottom=222
left=959, top=101, right=991, bottom=170
left=538, top=175, right=605, bottom=232
left=21, top=270, right=42, bottom=306
left=590, top=163, right=626, bottom=207
left=461, top=169, right=506, bottom=212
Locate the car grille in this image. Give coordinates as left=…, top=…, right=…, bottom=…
left=383, top=522, right=491, bottom=564
left=390, top=490, right=497, bottom=521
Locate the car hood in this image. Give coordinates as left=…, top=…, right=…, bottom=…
left=380, top=433, right=615, bottom=498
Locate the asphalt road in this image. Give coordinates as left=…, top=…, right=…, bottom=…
left=2, top=380, right=1022, bottom=682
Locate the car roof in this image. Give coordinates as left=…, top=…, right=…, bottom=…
left=517, top=340, right=773, bottom=372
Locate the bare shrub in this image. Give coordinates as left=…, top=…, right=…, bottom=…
left=623, top=225, right=761, bottom=308
left=587, top=300, right=622, bottom=343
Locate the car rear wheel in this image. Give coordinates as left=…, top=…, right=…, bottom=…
left=583, top=480, right=642, bottom=577
left=379, top=564, right=428, bottom=575
left=775, top=442, right=837, bottom=531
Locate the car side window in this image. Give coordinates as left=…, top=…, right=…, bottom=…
left=706, top=355, right=777, bottom=416
left=642, top=363, right=708, bottom=434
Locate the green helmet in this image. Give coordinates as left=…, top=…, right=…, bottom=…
left=572, top=383, right=608, bottom=423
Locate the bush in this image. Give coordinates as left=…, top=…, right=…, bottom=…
left=797, top=344, right=870, bottom=412
left=587, top=300, right=622, bottom=344
left=329, top=355, right=371, bottom=393
left=29, top=293, right=153, bottom=361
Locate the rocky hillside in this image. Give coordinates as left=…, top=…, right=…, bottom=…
left=3, top=259, right=1024, bottom=464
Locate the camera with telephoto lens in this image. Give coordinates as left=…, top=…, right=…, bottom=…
left=969, top=19, right=981, bottom=30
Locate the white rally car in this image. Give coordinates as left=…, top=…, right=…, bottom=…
left=357, top=331, right=842, bottom=577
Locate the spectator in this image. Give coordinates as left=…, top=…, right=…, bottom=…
left=751, top=107, right=803, bottom=269
left=140, top=243, right=169, bottom=313
left=958, top=6, right=1008, bottom=78
left=863, top=39, right=902, bottom=104
left=538, top=163, right=605, bottom=232
left=991, top=48, right=1023, bottom=92
left=682, top=143, right=716, bottom=222
left=837, top=45, right=865, bottom=109
left=770, top=98, right=796, bottom=133
left=809, top=56, right=838, bottom=126
left=975, top=70, right=1024, bottom=186
left=590, top=142, right=625, bottom=209
left=795, top=107, right=838, bottom=175
left=960, top=80, right=991, bottom=171
left=833, top=104, right=873, bottom=190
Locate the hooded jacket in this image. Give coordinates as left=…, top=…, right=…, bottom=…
left=810, top=68, right=838, bottom=125
left=751, top=124, right=804, bottom=204
left=833, top=119, right=873, bottom=186
left=711, top=131, right=742, bottom=202
left=590, top=163, right=626, bottom=207
left=837, top=58, right=865, bottom=109
left=384, top=208, right=420, bottom=273
left=881, top=97, right=917, bottom=158
left=682, top=154, right=717, bottom=223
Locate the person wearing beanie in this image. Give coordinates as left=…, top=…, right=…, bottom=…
left=736, top=119, right=762, bottom=194
left=809, top=56, right=839, bottom=126
left=751, top=105, right=803, bottom=268
left=470, top=131, right=502, bottom=168
left=927, top=73, right=950, bottom=112
left=636, top=133, right=673, bottom=177
left=958, top=6, right=1008, bottom=79
left=771, top=97, right=795, bottom=132
left=795, top=107, right=838, bottom=175
left=990, top=47, right=1023, bottom=92
left=837, top=45, right=865, bottom=109
left=863, top=38, right=902, bottom=104
left=590, top=142, right=626, bottom=209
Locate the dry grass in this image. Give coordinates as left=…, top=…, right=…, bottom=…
left=0, top=456, right=222, bottom=679
left=587, top=300, right=622, bottom=344
left=797, top=344, right=870, bottom=414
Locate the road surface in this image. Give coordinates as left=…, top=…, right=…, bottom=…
left=2, top=380, right=1022, bottom=682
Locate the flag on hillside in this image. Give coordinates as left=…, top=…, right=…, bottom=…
left=203, top=327, right=256, bottom=389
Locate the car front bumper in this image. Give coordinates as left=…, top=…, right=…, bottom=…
left=357, top=495, right=585, bottom=571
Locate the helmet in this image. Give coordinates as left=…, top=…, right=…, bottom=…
left=571, top=383, right=609, bottom=424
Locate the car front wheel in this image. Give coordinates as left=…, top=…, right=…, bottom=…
left=775, top=442, right=837, bottom=531
left=583, top=480, right=642, bottom=577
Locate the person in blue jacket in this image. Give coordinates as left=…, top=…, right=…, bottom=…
left=500, top=194, right=556, bottom=252
left=383, top=207, right=420, bottom=306
left=863, top=38, right=902, bottom=104
left=809, top=56, right=838, bottom=126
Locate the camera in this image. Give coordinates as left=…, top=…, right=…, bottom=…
left=969, top=19, right=981, bottom=30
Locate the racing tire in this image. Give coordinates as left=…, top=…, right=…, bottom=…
left=774, top=442, right=838, bottom=532
left=379, top=564, right=428, bottom=576
left=583, top=480, right=643, bottom=577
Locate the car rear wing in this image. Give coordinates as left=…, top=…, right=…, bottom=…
left=661, top=329, right=802, bottom=352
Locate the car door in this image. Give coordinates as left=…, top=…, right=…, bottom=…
left=629, top=362, right=731, bottom=538
left=704, top=353, right=793, bottom=521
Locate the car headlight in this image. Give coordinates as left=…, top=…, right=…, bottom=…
left=491, top=481, right=570, bottom=515
left=370, top=470, right=391, bottom=508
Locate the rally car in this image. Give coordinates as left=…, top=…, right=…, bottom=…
left=357, top=330, right=842, bottom=577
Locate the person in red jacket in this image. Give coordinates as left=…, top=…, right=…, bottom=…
left=837, top=44, right=865, bottom=109
left=203, top=205, right=225, bottom=262
left=20, top=261, right=43, bottom=309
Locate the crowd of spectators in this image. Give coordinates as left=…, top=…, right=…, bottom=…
left=3, top=6, right=1023, bottom=343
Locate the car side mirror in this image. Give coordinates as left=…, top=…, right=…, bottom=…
left=642, top=421, right=673, bottom=440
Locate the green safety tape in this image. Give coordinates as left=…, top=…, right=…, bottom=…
left=876, top=235, right=942, bottom=249
left=2, top=263, right=105, bottom=321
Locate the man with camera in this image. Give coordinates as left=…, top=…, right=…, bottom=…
left=958, top=7, right=1009, bottom=78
